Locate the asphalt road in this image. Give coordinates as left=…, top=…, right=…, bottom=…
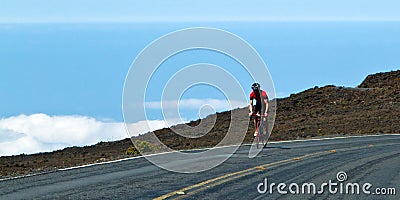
left=1, top=134, right=399, bottom=199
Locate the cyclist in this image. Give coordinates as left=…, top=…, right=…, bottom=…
left=249, top=83, right=269, bottom=137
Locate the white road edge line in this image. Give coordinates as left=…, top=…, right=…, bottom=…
left=55, top=133, right=400, bottom=170
left=1, top=134, right=399, bottom=181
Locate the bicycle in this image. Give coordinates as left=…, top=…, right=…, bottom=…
left=250, top=113, right=267, bottom=149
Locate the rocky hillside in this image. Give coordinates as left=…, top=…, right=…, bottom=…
left=1, top=70, right=399, bottom=178
left=146, top=70, right=400, bottom=149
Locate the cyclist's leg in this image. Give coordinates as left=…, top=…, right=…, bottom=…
left=254, top=117, right=259, bottom=137
left=255, top=116, right=260, bottom=148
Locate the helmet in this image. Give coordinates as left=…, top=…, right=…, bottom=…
left=251, top=83, right=260, bottom=91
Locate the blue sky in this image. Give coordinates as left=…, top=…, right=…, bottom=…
left=1, top=22, right=399, bottom=121
left=0, top=1, right=400, bottom=155
left=1, top=0, right=400, bottom=23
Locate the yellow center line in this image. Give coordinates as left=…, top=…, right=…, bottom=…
left=173, top=170, right=258, bottom=200
left=178, top=152, right=331, bottom=199
left=154, top=150, right=329, bottom=200
left=154, top=142, right=400, bottom=200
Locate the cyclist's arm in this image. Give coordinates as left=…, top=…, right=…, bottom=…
left=263, top=98, right=268, bottom=115
left=249, top=99, right=254, bottom=114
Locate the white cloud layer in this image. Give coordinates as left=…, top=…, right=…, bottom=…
left=0, top=114, right=172, bottom=156
left=0, top=99, right=243, bottom=156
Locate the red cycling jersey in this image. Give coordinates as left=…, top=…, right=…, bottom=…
left=250, top=90, right=268, bottom=102
left=250, top=90, right=268, bottom=113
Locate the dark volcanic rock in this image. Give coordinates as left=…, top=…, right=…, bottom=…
left=359, top=70, right=400, bottom=89
left=1, top=70, right=399, bottom=178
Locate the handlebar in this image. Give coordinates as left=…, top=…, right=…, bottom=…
left=249, top=113, right=267, bottom=119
